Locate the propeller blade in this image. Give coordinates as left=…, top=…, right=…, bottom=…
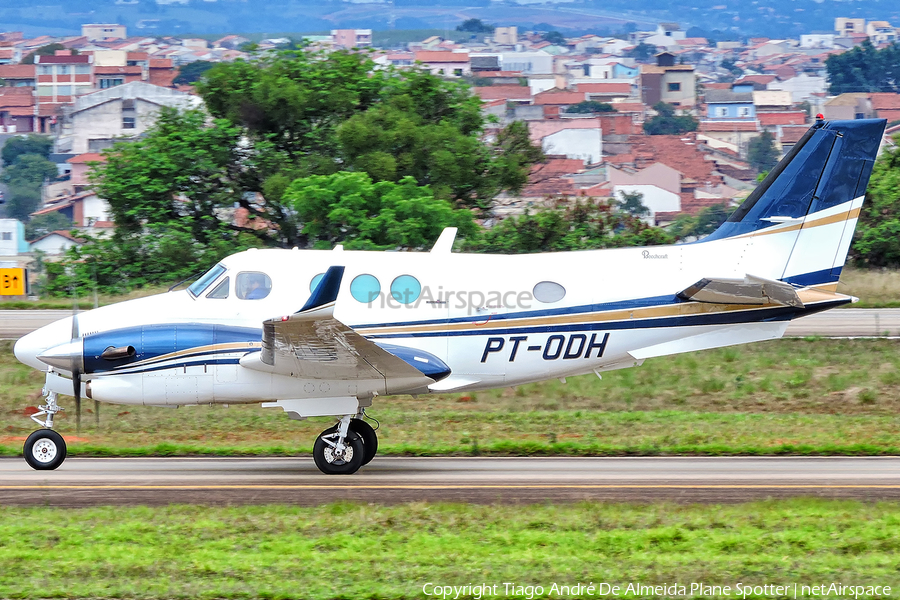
left=74, top=369, right=81, bottom=434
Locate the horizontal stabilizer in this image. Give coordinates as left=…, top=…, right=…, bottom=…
left=677, top=275, right=803, bottom=308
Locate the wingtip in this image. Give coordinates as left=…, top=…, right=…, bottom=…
left=299, top=265, right=345, bottom=312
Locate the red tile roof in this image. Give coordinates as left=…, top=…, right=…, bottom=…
left=0, top=64, right=35, bottom=78
left=778, top=125, right=809, bottom=144
left=149, top=58, right=173, bottom=68
left=534, top=90, right=586, bottom=105
left=575, top=82, right=631, bottom=94
left=474, top=86, right=531, bottom=101
left=757, top=111, right=807, bottom=126
left=609, top=102, right=644, bottom=114
left=735, top=74, right=776, bottom=86
left=414, top=51, right=468, bottom=63
left=0, top=87, right=35, bottom=108
left=36, top=55, right=90, bottom=64
left=475, top=71, right=522, bottom=77
left=870, top=93, right=900, bottom=110
left=629, top=134, right=723, bottom=185
left=66, top=153, right=106, bottom=164
left=699, top=121, right=760, bottom=132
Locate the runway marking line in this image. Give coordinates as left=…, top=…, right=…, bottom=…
left=2, top=484, right=900, bottom=490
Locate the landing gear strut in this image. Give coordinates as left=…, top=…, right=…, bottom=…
left=313, top=412, right=379, bottom=475
left=24, top=390, right=67, bottom=471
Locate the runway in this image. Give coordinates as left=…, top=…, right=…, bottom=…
left=2, top=457, right=900, bottom=506
left=3, top=309, right=900, bottom=339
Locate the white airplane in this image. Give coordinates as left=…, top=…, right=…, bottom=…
left=14, top=118, right=887, bottom=474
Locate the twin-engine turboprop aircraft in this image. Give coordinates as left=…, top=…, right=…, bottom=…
left=14, top=118, right=887, bottom=474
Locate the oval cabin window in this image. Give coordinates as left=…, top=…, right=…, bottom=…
left=390, top=275, right=421, bottom=304
left=350, top=274, right=381, bottom=304
left=533, top=281, right=566, bottom=303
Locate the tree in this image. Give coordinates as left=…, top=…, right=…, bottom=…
left=1, top=154, right=58, bottom=220
left=284, top=172, right=477, bottom=250
left=826, top=39, right=900, bottom=94
left=748, top=130, right=778, bottom=173
left=852, top=140, right=900, bottom=266
left=643, top=102, right=699, bottom=135
left=616, top=191, right=649, bottom=217
left=625, top=42, right=657, bottom=62
left=198, top=50, right=542, bottom=212
left=21, top=44, right=75, bottom=65
left=543, top=31, right=566, bottom=45
left=465, top=201, right=674, bottom=253
left=24, top=212, right=74, bottom=241
left=720, top=58, right=743, bottom=79
left=173, top=60, right=215, bottom=85
left=456, top=18, right=494, bottom=33
left=565, top=101, right=616, bottom=114
left=2, top=134, right=52, bottom=166
left=668, top=203, right=730, bottom=240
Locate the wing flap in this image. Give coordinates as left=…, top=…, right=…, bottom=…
left=677, top=274, right=804, bottom=308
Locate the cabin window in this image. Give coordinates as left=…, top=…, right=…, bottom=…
left=390, top=275, right=421, bottom=304
left=206, top=277, right=229, bottom=299
left=188, top=264, right=226, bottom=297
left=350, top=274, right=381, bottom=304
left=309, top=273, right=325, bottom=293
left=236, top=271, right=272, bottom=300
left=533, top=281, right=566, bottom=303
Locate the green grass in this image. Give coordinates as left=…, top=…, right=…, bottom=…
left=2, top=338, right=900, bottom=457
left=0, top=500, right=897, bottom=599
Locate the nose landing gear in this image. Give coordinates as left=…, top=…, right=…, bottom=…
left=24, top=390, right=67, bottom=471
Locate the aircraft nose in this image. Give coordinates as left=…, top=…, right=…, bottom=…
left=13, top=317, right=76, bottom=371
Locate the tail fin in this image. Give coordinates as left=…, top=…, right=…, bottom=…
left=706, top=118, right=886, bottom=287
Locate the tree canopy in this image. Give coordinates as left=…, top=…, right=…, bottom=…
left=625, top=42, right=657, bottom=62
left=748, top=130, right=779, bottom=173
left=21, top=44, right=74, bottom=65
left=852, top=139, right=900, bottom=266
left=456, top=18, right=494, bottom=33
left=173, top=60, right=215, bottom=85
left=826, top=40, right=900, bottom=94
left=2, top=134, right=52, bottom=166
left=643, top=102, right=699, bottom=135
left=566, top=101, right=616, bottom=114
left=1, top=154, right=58, bottom=221
left=542, top=31, right=566, bottom=45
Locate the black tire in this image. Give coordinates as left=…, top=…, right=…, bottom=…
left=313, top=429, right=364, bottom=475
left=23, top=430, right=67, bottom=471
left=350, top=419, right=378, bottom=465
left=321, top=420, right=378, bottom=466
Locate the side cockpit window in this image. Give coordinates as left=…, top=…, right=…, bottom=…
left=188, top=264, right=226, bottom=298
left=236, top=272, right=272, bottom=300
left=206, top=277, right=229, bottom=299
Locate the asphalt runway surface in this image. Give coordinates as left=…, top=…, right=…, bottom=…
left=2, top=457, right=900, bottom=506
left=3, top=309, right=900, bottom=339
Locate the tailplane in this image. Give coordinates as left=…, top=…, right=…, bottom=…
left=706, top=118, right=886, bottom=287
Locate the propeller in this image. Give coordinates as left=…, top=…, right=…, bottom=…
left=72, top=291, right=81, bottom=434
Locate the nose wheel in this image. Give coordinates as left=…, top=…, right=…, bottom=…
left=24, top=429, right=67, bottom=470
left=23, top=389, right=68, bottom=471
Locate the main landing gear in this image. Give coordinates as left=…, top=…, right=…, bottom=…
left=313, top=412, right=378, bottom=475
left=23, top=391, right=67, bottom=471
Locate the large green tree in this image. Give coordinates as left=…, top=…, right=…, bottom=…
left=643, top=102, right=699, bottom=135
left=1, top=154, right=58, bottom=220
left=197, top=50, right=539, bottom=211
left=465, top=201, right=674, bottom=253
left=748, top=130, right=779, bottom=173
left=852, top=140, right=900, bottom=266
left=284, top=172, right=477, bottom=250
left=1, top=134, right=52, bottom=166
left=826, top=40, right=900, bottom=95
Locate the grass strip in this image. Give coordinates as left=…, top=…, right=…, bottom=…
left=0, top=500, right=898, bottom=599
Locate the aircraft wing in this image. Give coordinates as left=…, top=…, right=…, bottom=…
left=240, top=266, right=435, bottom=392
left=677, top=274, right=804, bottom=308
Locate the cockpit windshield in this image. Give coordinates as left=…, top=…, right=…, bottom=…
left=188, top=264, right=226, bottom=298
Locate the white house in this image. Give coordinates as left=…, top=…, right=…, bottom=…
left=613, top=184, right=680, bottom=224
left=542, top=128, right=602, bottom=165
left=29, top=231, right=83, bottom=255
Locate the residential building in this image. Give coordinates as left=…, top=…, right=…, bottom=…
left=643, top=23, right=686, bottom=49
left=822, top=93, right=874, bottom=121
left=56, top=81, right=200, bottom=154
left=0, top=220, right=28, bottom=256
left=800, top=33, right=835, bottom=49
left=500, top=51, right=553, bottom=75
left=331, top=29, right=372, bottom=49
left=0, top=64, right=35, bottom=87
left=35, top=52, right=94, bottom=120
left=528, top=119, right=603, bottom=164
left=31, top=191, right=111, bottom=228
left=493, top=27, right=518, bottom=46
left=705, top=87, right=755, bottom=120
left=640, top=53, right=696, bottom=107
left=870, top=93, right=900, bottom=123
left=29, top=231, right=83, bottom=255
left=834, top=18, right=866, bottom=36
left=413, top=51, right=470, bottom=77
left=866, top=21, right=897, bottom=45
left=82, top=24, right=127, bottom=41
left=0, top=86, right=35, bottom=132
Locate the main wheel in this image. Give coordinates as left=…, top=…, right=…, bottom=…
left=313, top=429, right=364, bottom=475
left=23, top=429, right=67, bottom=471
left=322, top=420, right=379, bottom=466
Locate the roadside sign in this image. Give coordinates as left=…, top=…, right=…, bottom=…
left=0, top=268, right=26, bottom=296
